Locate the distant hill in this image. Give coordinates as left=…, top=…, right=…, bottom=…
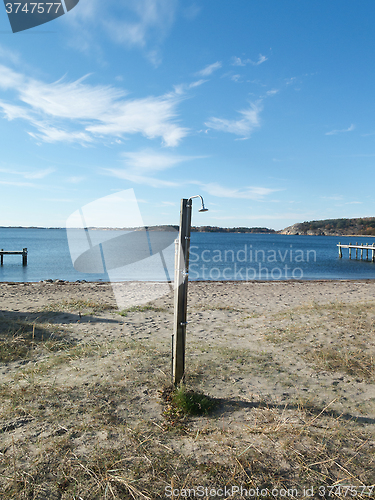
left=140, top=225, right=276, bottom=233
left=191, top=226, right=275, bottom=233
left=0, top=225, right=276, bottom=233
left=279, top=217, right=375, bottom=236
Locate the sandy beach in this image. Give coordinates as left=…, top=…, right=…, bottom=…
left=0, top=280, right=374, bottom=498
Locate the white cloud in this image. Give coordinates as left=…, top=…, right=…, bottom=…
left=66, top=176, right=85, bottom=184
left=105, top=149, right=205, bottom=187
left=232, top=57, right=245, bottom=67
left=201, top=182, right=280, bottom=200
left=0, top=166, right=54, bottom=179
left=321, top=195, right=344, bottom=201
left=196, top=62, right=222, bottom=77
left=255, top=54, right=268, bottom=65
left=0, top=64, right=188, bottom=147
left=183, top=3, right=201, bottom=20
left=325, top=124, right=355, bottom=136
left=20, top=74, right=125, bottom=120
left=0, top=45, right=21, bottom=66
left=66, top=0, right=177, bottom=64
left=24, top=168, right=55, bottom=179
left=0, top=101, right=32, bottom=121
left=106, top=169, right=179, bottom=188
left=205, top=101, right=262, bottom=138
left=0, top=180, right=37, bottom=187
left=173, top=79, right=206, bottom=95
left=106, top=0, right=177, bottom=48
left=189, top=79, right=206, bottom=89
left=120, top=150, right=200, bottom=172
left=232, top=54, right=268, bottom=67
left=0, top=64, right=24, bottom=90
left=42, top=198, right=74, bottom=202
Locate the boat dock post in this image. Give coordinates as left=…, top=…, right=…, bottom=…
left=0, top=248, right=28, bottom=266
left=337, top=242, right=375, bottom=262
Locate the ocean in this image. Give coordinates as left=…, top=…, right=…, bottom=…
left=1, top=227, right=375, bottom=282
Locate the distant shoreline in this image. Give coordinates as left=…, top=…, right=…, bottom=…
left=0, top=225, right=276, bottom=233
left=2, top=226, right=375, bottom=238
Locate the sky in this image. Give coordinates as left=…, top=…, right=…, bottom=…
left=0, top=0, right=375, bottom=230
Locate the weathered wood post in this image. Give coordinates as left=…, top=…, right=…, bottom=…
left=338, top=243, right=342, bottom=258
left=372, top=244, right=375, bottom=263
left=349, top=242, right=352, bottom=259
left=172, top=199, right=192, bottom=386
left=356, top=242, right=358, bottom=259
left=0, top=249, right=3, bottom=266
left=367, top=244, right=369, bottom=260
left=361, top=245, right=363, bottom=260
left=22, top=248, right=27, bottom=266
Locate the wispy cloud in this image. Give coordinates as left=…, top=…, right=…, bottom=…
left=66, top=176, right=85, bottom=184
left=0, top=180, right=37, bottom=187
left=183, top=3, right=201, bottom=20
left=105, top=149, right=205, bottom=188
left=325, top=124, right=355, bottom=136
left=66, top=0, right=178, bottom=65
left=232, top=54, right=268, bottom=67
left=0, top=166, right=55, bottom=179
left=24, top=168, right=55, bottom=179
left=173, top=79, right=206, bottom=95
left=321, top=195, right=344, bottom=201
left=42, top=198, right=74, bottom=202
left=205, top=101, right=262, bottom=138
left=0, top=64, right=188, bottom=147
left=200, top=182, right=281, bottom=200
left=196, top=61, right=222, bottom=77
left=105, top=169, right=178, bottom=188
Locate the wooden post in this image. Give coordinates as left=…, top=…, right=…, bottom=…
left=367, top=244, right=369, bottom=260
left=361, top=245, right=363, bottom=260
left=349, top=243, right=351, bottom=259
left=22, top=248, right=27, bottom=266
left=172, top=199, right=192, bottom=386
left=0, top=249, right=3, bottom=266
left=355, top=242, right=358, bottom=259
left=338, top=243, right=342, bottom=258
left=372, top=244, right=375, bottom=263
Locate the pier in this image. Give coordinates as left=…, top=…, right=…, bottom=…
left=338, top=242, right=375, bottom=262
left=0, top=248, right=28, bottom=266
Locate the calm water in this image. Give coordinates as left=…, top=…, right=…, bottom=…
left=1, top=227, right=375, bottom=282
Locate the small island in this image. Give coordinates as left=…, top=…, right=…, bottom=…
left=279, top=217, right=375, bottom=236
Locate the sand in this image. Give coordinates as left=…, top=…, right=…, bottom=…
left=0, top=280, right=374, bottom=497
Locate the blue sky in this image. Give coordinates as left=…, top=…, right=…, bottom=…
left=0, top=0, right=375, bottom=230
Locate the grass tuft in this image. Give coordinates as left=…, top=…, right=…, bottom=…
left=43, top=299, right=116, bottom=314
left=117, top=304, right=167, bottom=317
left=0, top=318, right=74, bottom=362
left=173, top=385, right=216, bottom=416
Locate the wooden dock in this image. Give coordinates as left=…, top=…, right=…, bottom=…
left=338, top=242, right=375, bottom=262
left=0, top=248, right=27, bottom=266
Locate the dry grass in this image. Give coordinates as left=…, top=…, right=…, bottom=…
left=1, top=375, right=374, bottom=498
left=0, top=297, right=374, bottom=499
left=0, top=316, right=75, bottom=363
left=117, top=305, right=168, bottom=317
left=43, top=299, right=116, bottom=315
left=265, top=301, right=375, bottom=381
